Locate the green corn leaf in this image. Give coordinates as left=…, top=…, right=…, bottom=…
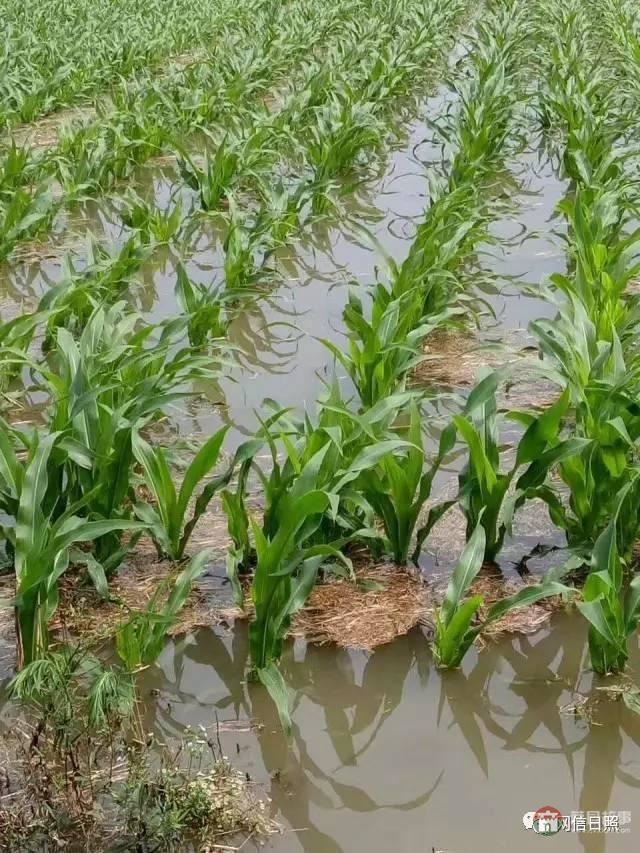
left=175, top=426, right=230, bottom=524
left=435, top=595, right=483, bottom=668
left=515, top=388, right=570, bottom=465
left=440, top=518, right=486, bottom=626
left=624, top=575, right=640, bottom=635
left=484, top=581, right=568, bottom=626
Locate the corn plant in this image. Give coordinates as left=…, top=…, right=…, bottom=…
left=39, top=235, right=149, bottom=340
left=321, top=283, right=455, bottom=408
left=454, top=372, right=591, bottom=563
left=175, top=263, right=230, bottom=347
left=249, top=443, right=347, bottom=731
left=531, top=297, right=640, bottom=554
left=115, top=549, right=212, bottom=669
left=132, top=427, right=231, bottom=560
left=176, top=127, right=276, bottom=211
left=0, top=429, right=145, bottom=667
left=577, top=482, right=640, bottom=675
left=432, top=519, right=569, bottom=669
left=551, top=186, right=640, bottom=344
left=335, top=401, right=456, bottom=564
left=26, top=303, right=214, bottom=573
left=0, top=184, right=57, bottom=260
left=306, top=94, right=383, bottom=213
left=117, top=189, right=184, bottom=244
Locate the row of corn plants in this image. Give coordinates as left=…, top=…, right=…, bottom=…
left=237, top=0, right=592, bottom=719
left=0, top=0, right=367, bottom=257
left=523, top=0, right=640, bottom=675
left=11, top=0, right=474, bottom=356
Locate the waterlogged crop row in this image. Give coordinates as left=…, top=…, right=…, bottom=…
left=0, top=0, right=476, bottom=719
left=0, top=0, right=374, bottom=257
left=325, top=0, right=532, bottom=409
left=3, top=0, right=474, bottom=352
left=521, top=0, right=640, bottom=675
left=0, top=0, right=263, bottom=128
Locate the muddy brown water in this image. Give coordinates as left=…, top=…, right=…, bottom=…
left=2, top=79, right=639, bottom=853
left=135, top=617, right=640, bottom=853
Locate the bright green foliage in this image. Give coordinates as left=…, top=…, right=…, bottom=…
left=249, top=444, right=342, bottom=731
left=341, top=402, right=456, bottom=564
left=432, top=520, right=568, bottom=669
left=175, top=263, right=230, bottom=347
left=321, top=284, right=455, bottom=408
left=454, top=373, right=590, bottom=562
left=116, top=549, right=212, bottom=669
left=531, top=300, right=640, bottom=554
left=577, top=484, right=640, bottom=674
left=118, top=190, right=184, bottom=244
left=552, top=187, right=640, bottom=343
left=132, top=427, right=231, bottom=560
left=177, top=127, right=276, bottom=212
left=306, top=94, right=383, bottom=213
left=0, top=184, right=57, bottom=259
left=19, top=303, right=214, bottom=572
left=39, top=235, right=149, bottom=340
left=0, top=429, right=145, bottom=665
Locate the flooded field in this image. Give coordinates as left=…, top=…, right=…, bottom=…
left=138, top=618, right=639, bottom=853
left=2, top=0, right=640, bottom=850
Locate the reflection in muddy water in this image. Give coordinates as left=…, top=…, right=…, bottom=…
left=137, top=617, right=640, bottom=852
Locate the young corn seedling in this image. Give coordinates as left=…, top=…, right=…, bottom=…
left=31, top=303, right=215, bottom=573
left=335, top=401, right=457, bottom=564
left=320, top=283, right=454, bottom=408
left=249, top=442, right=349, bottom=731
left=432, top=518, right=569, bottom=669
left=117, top=189, right=184, bottom=245
left=132, top=426, right=231, bottom=560
left=175, top=263, right=230, bottom=347
left=306, top=93, right=383, bottom=214
left=578, top=481, right=640, bottom=675
left=115, top=549, right=212, bottom=670
left=531, top=296, right=640, bottom=555
left=454, top=372, right=591, bottom=564
left=552, top=185, right=640, bottom=343
left=0, top=429, right=145, bottom=667
left=223, top=196, right=275, bottom=292
left=0, top=184, right=57, bottom=260
left=176, top=126, right=276, bottom=212
left=39, top=234, right=149, bottom=341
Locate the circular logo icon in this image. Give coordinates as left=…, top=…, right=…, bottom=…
left=533, top=806, right=563, bottom=836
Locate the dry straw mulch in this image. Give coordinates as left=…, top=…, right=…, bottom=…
left=291, top=564, right=432, bottom=649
